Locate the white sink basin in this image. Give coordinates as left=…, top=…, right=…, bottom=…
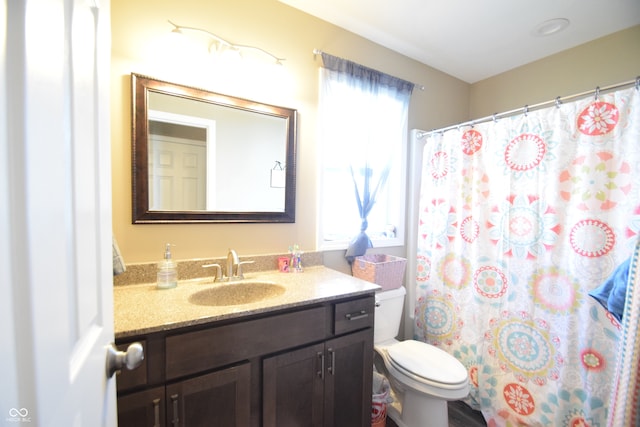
left=188, top=281, right=286, bottom=307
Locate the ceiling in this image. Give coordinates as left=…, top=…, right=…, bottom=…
left=279, top=0, right=640, bottom=83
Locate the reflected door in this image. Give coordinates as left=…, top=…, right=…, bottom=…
left=149, top=135, right=207, bottom=210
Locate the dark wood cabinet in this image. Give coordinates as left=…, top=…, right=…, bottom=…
left=263, top=329, right=373, bottom=427
left=263, top=342, right=326, bottom=427
left=117, top=364, right=250, bottom=427
left=166, top=363, right=251, bottom=427
left=324, top=329, right=374, bottom=427
left=116, top=294, right=374, bottom=427
left=117, top=386, right=165, bottom=427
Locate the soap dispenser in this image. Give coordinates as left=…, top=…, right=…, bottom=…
left=157, top=243, right=177, bottom=289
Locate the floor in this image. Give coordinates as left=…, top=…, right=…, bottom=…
left=386, top=400, right=487, bottom=427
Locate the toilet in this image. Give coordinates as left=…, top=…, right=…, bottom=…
left=374, top=286, right=469, bottom=427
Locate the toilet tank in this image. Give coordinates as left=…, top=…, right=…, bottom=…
left=374, top=286, right=406, bottom=344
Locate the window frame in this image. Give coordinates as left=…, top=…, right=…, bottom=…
left=316, top=77, right=409, bottom=251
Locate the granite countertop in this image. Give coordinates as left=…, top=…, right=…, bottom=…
left=114, top=266, right=379, bottom=339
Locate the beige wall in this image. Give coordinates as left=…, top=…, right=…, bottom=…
left=111, top=0, right=467, bottom=268
left=470, top=25, right=640, bottom=118
left=111, top=0, right=638, bottom=270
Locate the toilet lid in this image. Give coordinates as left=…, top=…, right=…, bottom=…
left=387, top=340, right=467, bottom=385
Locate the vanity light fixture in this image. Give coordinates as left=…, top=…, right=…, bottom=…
left=168, top=20, right=286, bottom=65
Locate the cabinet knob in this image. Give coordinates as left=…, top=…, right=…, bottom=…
left=106, top=342, right=144, bottom=378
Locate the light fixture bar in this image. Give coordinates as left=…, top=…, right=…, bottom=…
left=168, top=20, right=285, bottom=65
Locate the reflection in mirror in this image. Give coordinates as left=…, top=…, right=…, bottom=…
left=131, top=73, right=297, bottom=223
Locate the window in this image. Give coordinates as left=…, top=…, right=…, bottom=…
left=317, top=53, right=413, bottom=255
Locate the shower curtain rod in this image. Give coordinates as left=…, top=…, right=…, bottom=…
left=417, top=76, right=640, bottom=138
left=312, top=48, right=425, bottom=91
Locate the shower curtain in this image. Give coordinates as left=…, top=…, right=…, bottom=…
left=414, top=86, right=640, bottom=426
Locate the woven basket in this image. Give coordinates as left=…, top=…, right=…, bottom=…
left=352, top=254, right=407, bottom=291
left=371, top=416, right=386, bottom=427
left=371, top=395, right=387, bottom=427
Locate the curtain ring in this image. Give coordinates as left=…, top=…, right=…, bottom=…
left=595, top=86, right=600, bottom=100
left=492, top=113, right=498, bottom=123
left=635, top=76, right=640, bottom=91
left=555, top=96, right=562, bottom=108
left=523, top=105, right=529, bottom=116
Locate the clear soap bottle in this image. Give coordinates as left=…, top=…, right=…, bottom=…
left=157, top=243, right=177, bottom=289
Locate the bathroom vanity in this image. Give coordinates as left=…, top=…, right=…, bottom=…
left=114, top=266, right=378, bottom=427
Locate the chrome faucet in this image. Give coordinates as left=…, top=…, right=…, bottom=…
left=226, top=249, right=239, bottom=279
left=203, top=250, right=253, bottom=282
left=222, top=249, right=255, bottom=281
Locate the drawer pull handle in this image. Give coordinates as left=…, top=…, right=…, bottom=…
left=152, top=398, right=161, bottom=427
left=345, top=310, right=368, bottom=321
left=317, top=351, right=325, bottom=379
left=171, top=394, right=179, bottom=426
left=328, top=349, right=336, bottom=376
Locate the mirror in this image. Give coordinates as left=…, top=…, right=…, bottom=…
left=131, top=73, right=297, bottom=223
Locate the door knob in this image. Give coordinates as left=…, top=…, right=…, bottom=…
left=106, top=342, right=144, bottom=378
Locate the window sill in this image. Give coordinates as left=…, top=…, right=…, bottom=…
left=318, top=236, right=404, bottom=252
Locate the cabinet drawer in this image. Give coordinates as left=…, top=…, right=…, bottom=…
left=334, top=296, right=374, bottom=335
left=166, top=306, right=328, bottom=380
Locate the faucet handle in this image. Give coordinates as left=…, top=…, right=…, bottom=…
left=202, top=263, right=222, bottom=281
left=236, top=260, right=255, bottom=280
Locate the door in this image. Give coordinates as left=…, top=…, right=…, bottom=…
left=165, top=363, right=251, bottom=427
left=149, top=134, right=207, bottom=211
left=324, top=330, right=374, bottom=427
left=117, top=386, right=166, bottom=427
left=263, top=343, right=326, bottom=427
left=148, top=109, right=217, bottom=211
left=0, top=0, right=115, bottom=425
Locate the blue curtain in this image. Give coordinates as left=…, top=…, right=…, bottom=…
left=319, top=53, right=414, bottom=262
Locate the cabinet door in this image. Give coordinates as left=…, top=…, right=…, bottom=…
left=324, top=329, right=374, bottom=427
left=118, top=386, right=166, bottom=427
left=263, top=342, right=326, bottom=427
left=166, top=363, right=251, bottom=427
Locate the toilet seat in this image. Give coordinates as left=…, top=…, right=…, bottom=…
left=386, top=340, right=468, bottom=387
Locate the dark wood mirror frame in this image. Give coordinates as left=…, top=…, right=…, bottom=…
left=131, top=73, right=297, bottom=223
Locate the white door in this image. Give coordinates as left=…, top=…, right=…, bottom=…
left=0, top=0, right=117, bottom=426
left=149, top=135, right=207, bottom=210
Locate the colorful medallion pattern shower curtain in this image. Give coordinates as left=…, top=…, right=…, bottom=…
left=415, top=86, right=640, bottom=426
